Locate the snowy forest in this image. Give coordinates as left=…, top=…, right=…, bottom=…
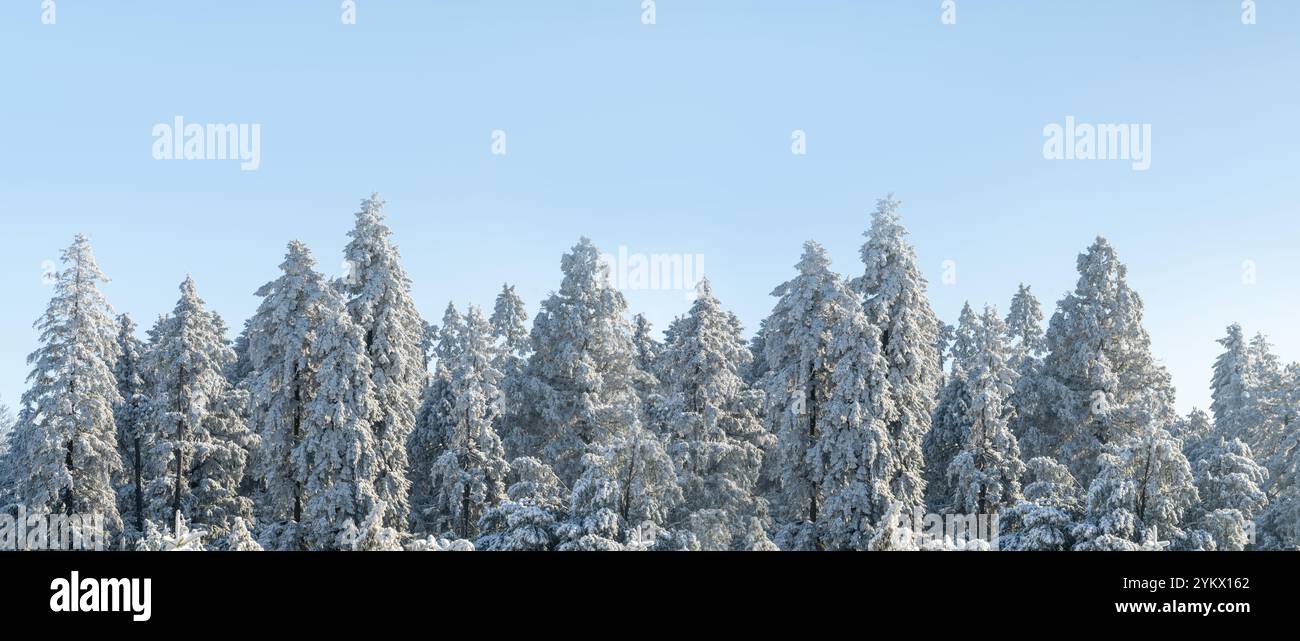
left=0, top=193, right=1296, bottom=552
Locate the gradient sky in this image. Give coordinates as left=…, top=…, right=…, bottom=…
left=1, top=1, right=1297, bottom=416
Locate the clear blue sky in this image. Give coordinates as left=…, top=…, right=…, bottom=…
left=1, top=1, right=1297, bottom=415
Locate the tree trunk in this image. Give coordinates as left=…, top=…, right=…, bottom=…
left=172, top=367, right=186, bottom=530
left=292, top=375, right=302, bottom=524
left=808, top=382, right=819, bottom=526
left=133, top=435, right=143, bottom=537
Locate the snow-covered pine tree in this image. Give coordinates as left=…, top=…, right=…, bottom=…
left=0, top=400, right=14, bottom=507
left=491, top=284, right=530, bottom=358
left=1072, top=422, right=1199, bottom=550
left=246, top=243, right=332, bottom=540
left=947, top=305, right=1024, bottom=517
left=1171, top=409, right=1215, bottom=467
left=136, top=513, right=208, bottom=551
left=1245, top=335, right=1298, bottom=483
left=1191, top=437, right=1268, bottom=550
left=935, top=321, right=954, bottom=374
left=763, top=241, right=895, bottom=550
left=247, top=241, right=381, bottom=549
left=1256, top=363, right=1299, bottom=549
left=558, top=423, right=686, bottom=551
left=476, top=457, right=566, bottom=551
left=852, top=195, right=941, bottom=514
left=10, top=235, right=123, bottom=545
left=338, top=501, right=404, bottom=551
left=923, top=302, right=979, bottom=512
left=630, top=313, right=669, bottom=428
left=762, top=241, right=849, bottom=548
left=659, top=279, right=773, bottom=550
left=1005, top=284, right=1046, bottom=365
left=631, top=313, right=661, bottom=380
left=113, top=314, right=150, bottom=541
left=428, top=306, right=510, bottom=540
left=341, top=193, right=424, bottom=530
left=511, top=238, right=643, bottom=485
left=1210, top=324, right=1256, bottom=444
left=408, top=304, right=461, bottom=532
left=300, top=283, right=382, bottom=550
left=814, top=291, right=896, bottom=550
left=1000, top=457, right=1083, bottom=551
left=141, top=277, right=256, bottom=537
left=221, top=516, right=264, bottom=551
left=1023, top=237, right=1177, bottom=485
left=745, top=319, right=770, bottom=387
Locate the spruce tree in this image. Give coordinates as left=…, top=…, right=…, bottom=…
left=428, top=306, right=510, bottom=539
left=141, top=277, right=256, bottom=537
left=924, top=302, right=979, bottom=512
left=853, top=195, right=941, bottom=513
left=247, top=241, right=380, bottom=549
left=408, top=304, right=461, bottom=532
left=1210, top=324, right=1255, bottom=443
left=946, top=306, right=1024, bottom=517
left=511, top=238, right=643, bottom=485
left=476, top=457, right=566, bottom=551
left=113, top=314, right=150, bottom=540
left=341, top=193, right=424, bottom=530
left=1025, top=237, right=1177, bottom=485
left=10, top=235, right=123, bottom=545
left=1072, top=423, right=1199, bottom=550
left=1000, top=457, right=1083, bottom=550
left=1004, top=284, right=1046, bottom=363
left=763, top=241, right=895, bottom=549
left=659, top=279, right=772, bottom=549
left=1192, top=437, right=1268, bottom=550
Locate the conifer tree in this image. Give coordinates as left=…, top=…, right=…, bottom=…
left=947, top=306, right=1024, bottom=517
left=247, top=242, right=380, bottom=549
left=763, top=241, right=896, bottom=549
left=1192, top=437, right=1268, bottom=550
left=1023, top=238, right=1177, bottom=485
left=341, top=193, right=424, bottom=530
left=476, top=457, right=566, bottom=551
left=853, top=195, right=941, bottom=513
left=1072, top=423, right=1199, bottom=550
left=659, top=279, right=772, bottom=549
left=1000, top=457, right=1083, bottom=550
left=1210, top=324, right=1255, bottom=443
left=141, top=277, right=257, bottom=537
left=428, top=306, right=510, bottom=539
left=1005, top=284, right=1046, bottom=363
left=511, top=238, right=643, bottom=485
left=10, top=235, right=123, bottom=544
left=408, top=304, right=461, bottom=532
left=924, top=302, right=979, bottom=512
left=113, top=314, right=150, bottom=540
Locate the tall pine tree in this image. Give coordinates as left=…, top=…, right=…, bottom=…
left=141, top=277, right=256, bottom=537
left=1023, top=237, right=1176, bottom=485
left=11, top=235, right=123, bottom=544
left=853, top=195, right=941, bottom=514
left=341, top=193, right=424, bottom=530
left=510, top=238, right=643, bottom=485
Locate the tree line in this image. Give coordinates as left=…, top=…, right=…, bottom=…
left=0, top=194, right=1295, bottom=551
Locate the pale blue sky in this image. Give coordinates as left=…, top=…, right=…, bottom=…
left=1, top=1, right=1297, bottom=415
